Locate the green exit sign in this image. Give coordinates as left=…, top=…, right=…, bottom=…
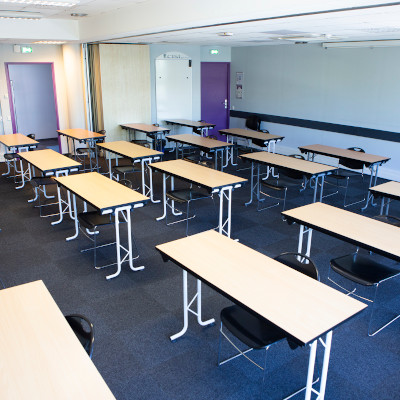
left=209, top=49, right=219, bottom=55
left=21, top=46, right=33, bottom=54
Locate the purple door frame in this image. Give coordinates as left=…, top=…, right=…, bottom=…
left=5, top=62, right=61, bottom=151
left=201, top=62, right=230, bottom=141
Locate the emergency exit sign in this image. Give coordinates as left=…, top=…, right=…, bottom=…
left=21, top=46, right=33, bottom=53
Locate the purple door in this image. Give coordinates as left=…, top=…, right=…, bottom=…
left=201, top=62, right=230, bottom=141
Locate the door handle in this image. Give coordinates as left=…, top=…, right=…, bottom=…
left=223, top=99, right=228, bottom=109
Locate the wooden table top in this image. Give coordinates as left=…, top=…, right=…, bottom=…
left=18, top=149, right=81, bottom=174
left=97, top=141, right=163, bottom=160
left=369, top=181, right=400, bottom=199
left=57, top=129, right=105, bottom=140
left=167, top=134, right=233, bottom=150
left=282, top=202, right=400, bottom=261
left=0, top=280, right=115, bottom=400
left=219, top=128, right=283, bottom=142
left=156, top=230, right=366, bottom=345
left=298, top=144, right=390, bottom=165
left=54, top=172, right=149, bottom=213
left=240, top=151, right=337, bottom=176
left=150, top=159, right=246, bottom=191
left=120, top=123, right=170, bottom=133
left=164, top=119, right=215, bottom=128
left=0, top=133, right=38, bottom=148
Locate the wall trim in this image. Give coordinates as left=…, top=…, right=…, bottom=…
left=230, top=110, right=400, bottom=143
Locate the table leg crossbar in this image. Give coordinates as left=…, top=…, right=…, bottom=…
left=16, top=158, right=32, bottom=189
left=217, top=185, right=233, bottom=237
left=141, top=157, right=160, bottom=203
left=297, top=224, right=313, bottom=257
left=361, top=163, right=380, bottom=211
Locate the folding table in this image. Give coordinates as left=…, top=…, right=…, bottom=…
left=156, top=230, right=366, bottom=400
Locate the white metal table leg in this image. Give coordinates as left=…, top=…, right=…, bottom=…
left=297, top=224, right=313, bottom=257
left=66, top=193, right=79, bottom=241
left=170, top=270, right=189, bottom=341
left=245, top=162, right=256, bottom=206
left=218, top=185, right=233, bottom=238
left=362, top=163, right=379, bottom=210
left=156, top=173, right=167, bottom=221
left=141, top=158, right=160, bottom=203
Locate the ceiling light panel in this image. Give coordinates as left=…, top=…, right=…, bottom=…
left=0, top=0, right=78, bottom=6
left=0, top=10, right=41, bottom=18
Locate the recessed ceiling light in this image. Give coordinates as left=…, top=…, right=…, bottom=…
left=217, top=32, right=233, bottom=37
left=0, top=0, right=78, bottom=6
left=34, top=40, right=66, bottom=44
left=70, top=12, right=87, bottom=17
left=0, top=10, right=42, bottom=19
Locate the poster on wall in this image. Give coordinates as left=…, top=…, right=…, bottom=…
left=236, top=72, right=243, bottom=99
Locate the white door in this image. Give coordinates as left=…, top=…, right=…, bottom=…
left=155, top=56, right=192, bottom=134
left=7, top=63, right=59, bottom=139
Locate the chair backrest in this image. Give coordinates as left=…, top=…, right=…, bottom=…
left=245, top=115, right=261, bottom=131
left=274, top=252, right=319, bottom=281
left=339, top=147, right=365, bottom=170
left=280, top=154, right=306, bottom=180
left=65, top=314, right=94, bottom=358
left=27, top=134, right=36, bottom=140
left=153, top=123, right=159, bottom=127
left=97, top=129, right=106, bottom=135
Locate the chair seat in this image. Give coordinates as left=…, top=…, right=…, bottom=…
left=30, top=177, right=56, bottom=187
left=78, top=211, right=114, bottom=230
left=4, top=153, right=17, bottom=160
left=221, top=305, right=286, bottom=349
left=112, top=165, right=140, bottom=174
left=183, top=155, right=214, bottom=168
left=331, top=253, right=400, bottom=286
left=261, top=175, right=302, bottom=191
left=166, top=188, right=209, bottom=203
left=330, top=168, right=362, bottom=179
left=131, top=139, right=150, bottom=148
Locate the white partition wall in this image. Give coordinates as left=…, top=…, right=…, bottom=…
left=156, top=54, right=192, bottom=134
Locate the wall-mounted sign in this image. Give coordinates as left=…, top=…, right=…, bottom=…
left=236, top=72, right=243, bottom=99
left=21, top=46, right=33, bottom=54
left=209, top=49, right=219, bottom=55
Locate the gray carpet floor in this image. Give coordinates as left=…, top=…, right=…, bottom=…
left=1, top=151, right=399, bottom=400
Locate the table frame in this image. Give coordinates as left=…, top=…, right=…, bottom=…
left=97, top=141, right=162, bottom=204
left=57, top=129, right=105, bottom=172
left=219, top=128, right=284, bottom=167
left=240, top=152, right=336, bottom=207
left=156, top=230, right=365, bottom=400
left=299, top=145, right=390, bottom=210
left=1, top=133, right=39, bottom=189
left=120, top=123, right=170, bottom=151
left=54, top=173, right=149, bottom=280
left=164, top=119, right=215, bottom=137
left=167, top=134, right=233, bottom=171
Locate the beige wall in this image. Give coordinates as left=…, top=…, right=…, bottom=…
left=99, top=44, right=151, bottom=143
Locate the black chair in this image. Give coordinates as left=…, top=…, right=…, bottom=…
left=78, top=179, right=139, bottom=268
left=3, top=133, right=36, bottom=182
left=183, top=134, right=217, bottom=169
left=328, top=251, right=400, bottom=336
left=325, top=147, right=366, bottom=207
left=111, top=161, right=141, bottom=189
left=218, top=252, right=319, bottom=390
left=245, top=114, right=270, bottom=148
left=29, top=176, right=58, bottom=217
left=373, top=214, right=400, bottom=227
left=165, top=187, right=215, bottom=236
left=257, top=154, right=306, bottom=212
left=76, top=129, right=106, bottom=170
left=65, top=314, right=94, bottom=358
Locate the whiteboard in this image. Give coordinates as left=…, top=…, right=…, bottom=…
left=155, top=58, right=192, bottom=134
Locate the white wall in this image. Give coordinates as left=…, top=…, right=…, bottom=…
left=230, top=44, right=400, bottom=180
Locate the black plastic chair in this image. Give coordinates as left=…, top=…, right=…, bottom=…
left=65, top=314, right=94, bottom=359
left=218, top=252, right=319, bottom=391
left=328, top=251, right=400, bottom=336
left=165, top=187, right=215, bottom=236
left=325, top=147, right=366, bottom=207
left=76, top=129, right=106, bottom=170
left=78, top=179, right=139, bottom=269
left=257, top=154, right=306, bottom=212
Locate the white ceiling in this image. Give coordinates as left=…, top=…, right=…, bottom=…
left=2, top=0, right=400, bottom=46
